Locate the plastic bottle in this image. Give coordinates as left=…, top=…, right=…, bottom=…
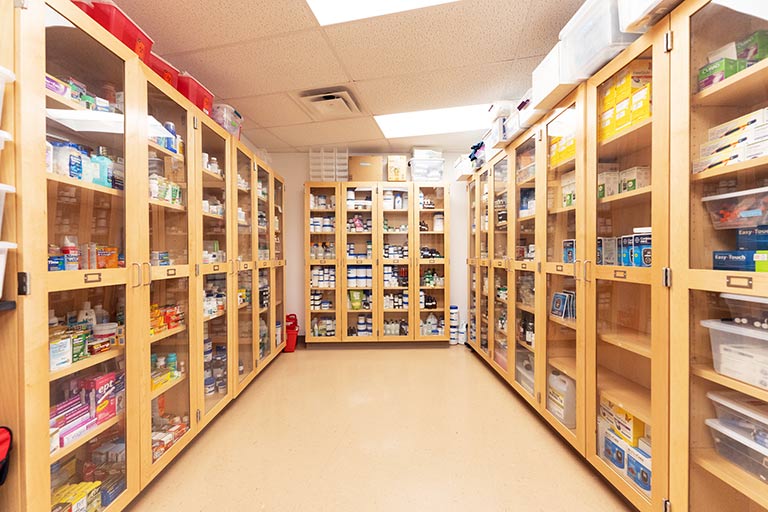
left=92, top=146, right=114, bottom=188
left=48, top=309, right=59, bottom=327
left=94, top=304, right=108, bottom=324
left=77, top=301, right=96, bottom=327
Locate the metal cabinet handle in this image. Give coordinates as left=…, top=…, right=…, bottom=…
left=583, top=260, right=592, bottom=283
left=573, top=259, right=582, bottom=281
left=132, top=263, right=142, bottom=288
left=142, top=262, right=151, bottom=287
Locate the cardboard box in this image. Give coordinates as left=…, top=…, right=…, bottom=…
left=708, top=109, right=768, bottom=141
left=630, top=83, right=652, bottom=124
left=738, top=30, right=768, bottom=62
left=600, top=77, right=615, bottom=111
left=563, top=240, right=576, bottom=263
left=627, top=446, right=652, bottom=496
left=597, top=237, right=617, bottom=266
left=349, top=156, right=384, bottom=182
left=693, top=147, right=743, bottom=174
left=601, top=396, right=645, bottom=446
left=713, top=251, right=757, bottom=272
left=620, top=166, right=651, bottom=192
left=632, top=234, right=652, bottom=268
left=708, top=42, right=738, bottom=63
left=614, top=97, right=632, bottom=132
left=600, top=108, right=615, bottom=141
left=615, top=60, right=653, bottom=100
left=699, top=58, right=741, bottom=91
left=387, top=155, right=407, bottom=182
left=603, top=427, right=628, bottom=475
left=598, top=171, right=619, bottom=199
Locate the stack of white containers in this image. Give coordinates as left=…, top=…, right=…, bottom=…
left=0, top=65, right=16, bottom=301
left=409, top=148, right=444, bottom=182
left=309, top=147, right=349, bottom=182
left=449, top=306, right=459, bottom=345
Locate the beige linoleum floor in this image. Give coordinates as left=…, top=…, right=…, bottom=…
left=127, top=344, right=633, bottom=512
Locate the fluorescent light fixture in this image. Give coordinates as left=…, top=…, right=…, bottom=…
left=306, top=0, right=459, bottom=26
left=713, top=0, right=768, bottom=20
left=375, top=104, right=490, bottom=139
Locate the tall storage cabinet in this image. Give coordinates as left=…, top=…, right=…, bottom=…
left=670, top=2, right=768, bottom=511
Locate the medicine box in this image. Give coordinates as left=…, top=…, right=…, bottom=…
left=387, top=155, right=407, bottom=182
left=693, top=147, right=743, bottom=174
left=708, top=42, right=738, bottom=63
left=745, top=138, right=768, bottom=161
left=713, top=251, right=757, bottom=272
left=638, top=436, right=652, bottom=457
left=620, top=166, right=650, bottom=192
left=600, top=77, right=615, bottom=110
left=600, top=108, right=615, bottom=141
left=614, top=97, right=632, bottom=132
left=598, top=171, right=619, bottom=199
left=632, top=234, right=652, bottom=267
left=597, top=237, right=617, bottom=266
left=563, top=240, right=576, bottom=264
left=708, top=109, right=768, bottom=141
left=737, top=225, right=768, bottom=251
left=698, top=58, right=742, bottom=91
left=630, top=83, right=652, bottom=124
left=601, top=396, right=645, bottom=446
left=620, top=236, right=633, bottom=267
left=738, top=30, right=768, bottom=62
left=627, top=446, right=652, bottom=496
left=700, top=123, right=768, bottom=158
left=615, top=59, right=652, bottom=100
left=561, top=171, right=576, bottom=207
left=603, top=427, right=629, bottom=475
left=84, top=372, right=116, bottom=424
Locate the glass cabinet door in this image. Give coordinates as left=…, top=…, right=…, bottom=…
left=256, top=165, right=271, bottom=263
left=379, top=184, right=412, bottom=341
left=234, top=146, right=255, bottom=389
left=516, top=137, right=537, bottom=262
left=479, top=168, right=491, bottom=261
left=342, top=184, right=376, bottom=340
left=546, top=105, right=578, bottom=266
left=274, top=265, right=285, bottom=350
left=514, top=268, right=537, bottom=399
left=258, top=267, right=273, bottom=360
left=144, top=74, right=194, bottom=473
left=492, top=266, right=509, bottom=370
left=493, top=157, right=510, bottom=261
left=45, top=5, right=131, bottom=508
left=479, top=265, right=491, bottom=354
left=306, top=184, right=340, bottom=342
left=415, top=184, right=449, bottom=341
left=235, top=148, right=253, bottom=265
left=469, top=265, right=478, bottom=348
left=273, top=176, right=284, bottom=262
left=469, top=177, right=478, bottom=260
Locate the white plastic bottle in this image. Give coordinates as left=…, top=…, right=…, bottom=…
left=48, top=309, right=59, bottom=327
left=77, top=301, right=96, bottom=327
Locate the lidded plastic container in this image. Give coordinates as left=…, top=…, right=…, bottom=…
left=148, top=52, right=179, bottom=88
left=212, top=104, right=243, bottom=138
left=87, top=1, right=154, bottom=62
left=701, top=186, right=768, bottom=230
left=706, top=418, right=768, bottom=482
left=618, top=0, right=681, bottom=34
left=559, top=0, right=640, bottom=81
left=409, top=159, right=444, bottom=182
left=708, top=390, right=768, bottom=447
left=177, top=73, right=214, bottom=116
left=701, top=318, right=768, bottom=390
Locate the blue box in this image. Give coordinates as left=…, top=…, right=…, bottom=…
left=48, top=256, right=65, bottom=272
left=627, top=446, right=652, bottom=496
left=620, top=236, right=633, bottom=267
left=603, top=428, right=628, bottom=473
left=737, top=225, right=768, bottom=251
left=713, top=251, right=756, bottom=271
left=563, top=240, right=576, bottom=263
left=632, top=234, right=652, bottom=267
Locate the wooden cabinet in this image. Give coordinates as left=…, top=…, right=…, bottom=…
left=670, top=2, right=768, bottom=511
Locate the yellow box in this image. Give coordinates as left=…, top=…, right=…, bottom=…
left=615, top=59, right=653, bottom=101
left=387, top=155, right=407, bottom=182
left=630, top=83, right=652, bottom=124
left=600, top=107, right=616, bottom=141
left=614, top=97, right=632, bottom=132
left=549, top=138, right=562, bottom=167
left=600, top=396, right=645, bottom=446
left=600, top=77, right=616, bottom=111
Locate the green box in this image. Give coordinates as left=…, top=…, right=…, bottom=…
left=698, top=59, right=740, bottom=90
left=738, top=30, right=768, bottom=62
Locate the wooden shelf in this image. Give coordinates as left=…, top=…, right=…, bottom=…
left=518, top=213, right=536, bottom=223
left=693, top=448, right=768, bottom=510
left=694, top=58, right=768, bottom=107
left=516, top=302, right=535, bottom=314
left=310, top=309, right=336, bottom=314
left=691, top=155, right=768, bottom=182
left=310, top=231, right=336, bottom=235
left=549, top=356, right=577, bottom=380
left=692, top=364, right=768, bottom=403
left=598, top=186, right=652, bottom=205
left=309, top=208, right=335, bottom=213
left=420, top=286, right=445, bottom=290
left=202, top=168, right=225, bottom=183
left=202, top=212, right=225, bottom=221
left=517, top=340, right=535, bottom=352
left=597, top=367, right=651, bottom=425
left=151, top=374, right=187, bottom=400
left=45, top=89, right=86, bottom=110
left=258, top=195, right=268, bottom=203
left=383, top=309, right=409, bottom=313
left=50, top=348, right=125, bottom=382
left=47, top=268, right=128, bottom=292
left=203, top=310, right=226, bottom=322
left=149, top=324, right=187, bottom=344
left=548, top=314, right=577, bottom=330
left=238, top=302, right=251, bottom=310
left=598, top=118, right=652, bottom=159
left=237, top=186, right=251, bottom=194
left=47, top=173, right=124, bottom=198
left=50, top=413, right=124, bottom=464
left=346, top=231, right=373, bottom=235
left=149, top=198, right=186, bottom=212
left=419, top=208, right=445, bottom=213
left=549, top=156, right=576, bottom=174
left=148, top=140, right=184, bottom=162
left=419, top=231, right=445, bottom=235
left=259, top=307, right=269, bottom=315
left=599, top=327, right=651, bottom=358
left=384, top=286, right=408, bottom=290
left=548, top=204, right=576, bottom=215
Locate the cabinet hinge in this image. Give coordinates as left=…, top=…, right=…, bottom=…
left=195, top=264, right=200, bottom=276
left=537, top=262, right=542, bottom=274
left=663, top=499, right=671, bottom=512
left=17, top=272, right=30, bottom=296
left=196, top=409, right=201, bottom=422
left=663, top=267, right=672, bottom=288
left=537, top=129, right=543, bottom=142
left=193, top=116, right=199, bottom=130
left=14, top=0, right=29, bottom=9
left=664, top=31, right=673, bottom=53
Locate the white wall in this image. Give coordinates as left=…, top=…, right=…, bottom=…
left=270, top=153, right=469, bottom=335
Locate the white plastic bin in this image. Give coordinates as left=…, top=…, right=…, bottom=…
left=706, top=418, right=768, bottom=482
left=702, top=186, right=768, bottom=230
left=701, top=319, right=768, bottom=390
left=515, top=351, right=535, bottom=396
left=504, top=113, right=524, bottom=144
left=0, top=241, right=17, bottom=300
left=0, top=66, right=14, bottom=127
left=708, top=390, right=768, bottom=448
left=0, top=183, right=15, bottom=235
left=409, top=158, right=444, bottom=182
left=516, top=89, right=546, bottom=129
left=547, top=368, right=577, bottom=428
left=0, top=130, right=10, bottom=155
left=532, top=42, right=580, bottom=111
left=559, top=0, right=640, bottom=81
left=618, top=0, right=682, bottom=33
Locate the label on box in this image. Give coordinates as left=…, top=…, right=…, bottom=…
left=563, top=240, right=576, bottom=263
left=713, top=251, right=757, bottom=272
left=709, top=109, right=768, bottom=141
left=632, top=234, right=652, bottom=267
left=627, top=446, right=652, bottom=495
left=597, top=237, right=617, bottom=266
left=603, top=428, right=628, bottom=473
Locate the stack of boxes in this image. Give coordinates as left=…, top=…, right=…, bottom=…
left=694, top=108, right=768, bottom=175
left=549, top=132, right=576, bottom=169
left=151, top=394, right=190, bottom=462
left=597, top=228, right=652, bottom=268
left=598, top=396, right=652, bottom=496
left=713, top=226, right=768, bottom=272
left=699, top=30, right=768, bottom=92
left=598, top=60, right=652, bottom=142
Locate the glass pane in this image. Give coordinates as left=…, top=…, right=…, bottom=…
left=493, top=267, right=509, bottom=370
left=516, top=137, right=537, bottom=261
left=418, top=185, right=447, bottom=339
left=469, top=266, right=478, bottom=345
left=546, top=274, right=578, bottom=431
left=236, top=150, right=253, bottom=262
left=258, top=268, right=272, bottom=359
left=381, top=184, right=411, bottom=339
left=274, top=180, right=284, bottom=260
left=689, top=6, right=768, bottom=271
left=344, top=186, right=375, bottom=338
left=202, top=273, right=228, bottom=412
left=469, top=180, right=477, bottom=259
left=493, top=157, right=509, bottom=260
left=274, top=267, right=284, bottom=348
left=256, top=167, right=271, bottom=261
left=201, top=125, right=227, bottom=266
left=515, top=270, right=536, bottom=396
left=308, top=185, right=338, bottom=340
left=547, top=106, right=578, bottom=264
left=479, top=170, right=490, bottom=259
left=237, top=270, right=254, bottom=381
left=480, top=267, right=490, bottom=353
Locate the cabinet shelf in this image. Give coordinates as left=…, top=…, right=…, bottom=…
left=203, top=311, right=226, bottom=322
left=549, top=156, right=576, bottom=174
left=238, top=302, right=251, bottom=310
left=202, top=212, right=225, bottom=221
left=310, top=309, right=336, bottom=314
left=599, top=118, right=652, bottom=159
left=518, top=214, right=536, bottom=223
left=692, top=364, right=768, bottom=403
left=692, top=448, right=768, bottom=510
left=549, top=356, right=577, bottom=380
left=47, top=173, right=124, bottom=198
left=151, top=374, right=187, bottom=400
left=419, top=231, right=445, bottom=235
left=49, top=347, right=125, bottom=382
left=148, top=140, right=184, bottom=162
left=50, top=413, right=125, bottom=464
left=548, top=315, right=576, bottom=330
left=45, top=89, right=86, bottom=110
left=548, top=204, right=576, bottom=215
left=598, top=186, right=652, bottom=205
left=149, top=324, right=187, bottom=344
left=149, top=198, right=186, bottom=212
left=599, top=327, right=651, bottom=358
left=597, top=367, right=651, bottom=425
left=693, top=57, right=768, bottom=108
left=691, top=155, right=768, bottom=182
left=516, top=302, right=535, bottom=314
left=517, top=340, right=535, bottom=352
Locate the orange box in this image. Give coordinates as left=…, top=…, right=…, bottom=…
left=349, top=156, right=384, bottom=181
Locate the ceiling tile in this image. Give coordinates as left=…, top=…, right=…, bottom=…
left=388, top=130, right=486, bottom=154
left=240, top=128, right=294, bottom=151
left=116, top=0, right=319, bottom=55
left=269, top=117, right=385, bottom=147
left=230, top=93, right=313, bottom=128
left=164, top=30, right=349, bottom=98
left=356, top=58, right=538, bottom=115
left=296, top=139, right=392, bottom=154
left=514, top=0, right=585, bottom=59
left=324, top=0, right=534, bottom=81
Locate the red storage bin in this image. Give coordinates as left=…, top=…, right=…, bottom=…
left=148, top=52, right=179, bottom=88
left=285, top=314, right=298, bottom=353
left=89, top=1, right=154, bottom=62
left=177, top=72, right=214, bottom=116
left=72, top=1, right=94, bottom=15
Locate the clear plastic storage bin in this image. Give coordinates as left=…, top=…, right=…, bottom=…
left=0, top=66, right=14, bottom=127
left=706, top=418, right=768, bottom=482
left=532, top=42, right=579, bottom=111
left=517, top=89, right=546, bottom=129
left=515, top=350, right=535, bottom=396
left=702, top=186, right=768, bottom=230
left=409, top=158, right=444, bottom=182
left=559, top=0, right=640, bottom=81
left=212, top=104, right=243, bottom=138
left=618, top=0, right=682, bottom=33
left=708, top=391, right=768, bottom=448
left=701, top=319, right=768, bottom=390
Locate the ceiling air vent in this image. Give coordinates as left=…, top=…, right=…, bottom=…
left=297, top=88, right=361, bottom=120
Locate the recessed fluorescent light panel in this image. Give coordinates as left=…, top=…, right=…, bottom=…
left=306, top=0, right=459, bottom=26
left=375, top=105, right=490, bottom=139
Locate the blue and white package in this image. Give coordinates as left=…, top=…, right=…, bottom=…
left=627, top=446, right=652, bottom=496
left=737, top=225, right=768, bottom=251
left=603, top=428, right=628, bottom=474
left=621, top=236, right=633, bottom=267
left=563, top=239, right=576, bottom=263
left=632, top=234, right=652, bottom=267
left=713, top=251, right=756, bottom=271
